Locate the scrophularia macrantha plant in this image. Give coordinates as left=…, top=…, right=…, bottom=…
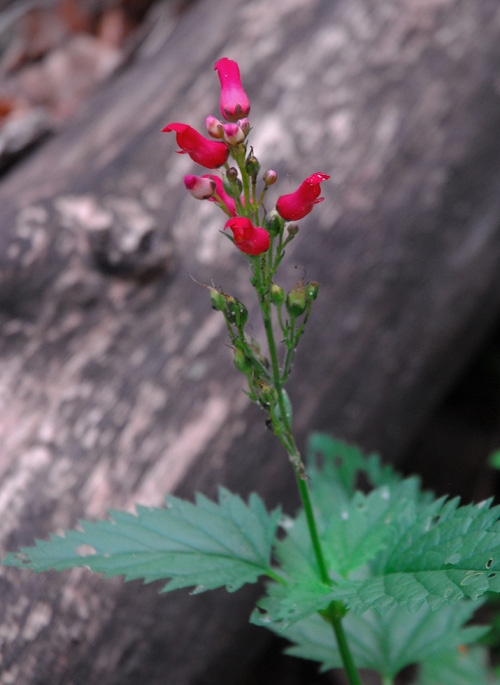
left=8, top=55, right=500, bottom=685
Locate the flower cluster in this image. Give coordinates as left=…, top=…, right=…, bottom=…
left=162, top=57, right=329, bottom=256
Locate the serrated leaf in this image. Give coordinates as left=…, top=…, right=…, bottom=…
left=263, top=479, right=429, bottom=625
left=329, top=496, right=500, bottom=613
left=268, top=600, right=487, bottom=678
left=3, top=488, right=281, bottom=594
left=321, top=485, right=416, bottom=577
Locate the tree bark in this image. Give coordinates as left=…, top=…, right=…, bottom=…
left=2, top=0, right=500, bottom=683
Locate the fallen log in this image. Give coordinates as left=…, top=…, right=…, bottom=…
left=2, top=0, right=500, bottom=683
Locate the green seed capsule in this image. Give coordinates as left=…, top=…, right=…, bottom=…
left=223, top=171, right=242, bottom=199
left=259, top=383, right=278, bottom=407
left=225, top=296, right=248, bottom=328
left=245, top=153, right=261, bottom=180
left=233, top=348, right=252, bottom=374
left=270, top=283, right=286, bottom=306
left=306, top=281, right=319, bottom=301
left=286, top=283, right=307, bottom=317
left=264, top=210, right=283, bottom=238
left=210, top=288, right=226, bottom=311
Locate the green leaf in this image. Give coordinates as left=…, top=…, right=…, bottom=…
left=306, top=434, right=366, bottom=495
left=306, top=433, right=403, bottom=496
left=260, top=469, right=500, bottom=624
left=320, top=484, right=416, bottom=577
left=260, top=479, right=427, bottom=625
left=268, top=600, right=488, bottom=678
left=3, top=488, right=281, bottom=594
left=415, top=644, right=500, bottom=685
left=330, top=496, right=500, bottom=613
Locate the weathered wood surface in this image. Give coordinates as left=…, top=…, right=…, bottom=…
left=2, top=0, right=500, bottom=683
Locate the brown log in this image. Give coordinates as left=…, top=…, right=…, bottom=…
left=2, top=0, right=500, bottom=683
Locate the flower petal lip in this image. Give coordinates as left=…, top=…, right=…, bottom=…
left=276, top=173, right=330, bottom=221
left=162, top=122, right=229, bottom=168
left=214, top=57, right=250, bottom=122
left=224, top=217, right=270, bottom=255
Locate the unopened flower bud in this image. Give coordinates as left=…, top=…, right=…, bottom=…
left=264, top=210, right=283, bottom=238
left=226, top=167, right=239, bottom=182
left=205, top=115, right=224, bottom=139
left=286, top=282, right=307, bottom=317
left=184, top=174, right=216, bottom=199
left=223, top=123, right=245, bottom=145
left=263, top=170, right=277, bottom=186
left=305, top=281, right=319, bottom=301
left=238, top=118, right=250, bottom=135
left=270, top=283, right=286, bottom=306
left=286, top=223, right=299, bottom=237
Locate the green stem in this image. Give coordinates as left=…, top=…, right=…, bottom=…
left=327, top=603, right=363, bottom=685
left=381, top=677, right=394, bottom=685
left=296, top=475, right=329, bottom=580
left=232, top=145, right=252, bottom=218
left=249, top=247, right=361, bottom=685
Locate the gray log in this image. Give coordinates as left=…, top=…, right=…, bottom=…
left=2, top=0, right=500, bottom=683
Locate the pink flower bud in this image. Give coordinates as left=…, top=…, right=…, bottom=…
left=205, top=115, right=224, bottom=139
left=224, top=217, right=270, bottom=256
left=162, top=122, right=229, bottom=168
left=214, top=57, right=250, bottom=122
left=276, top=173, right=330, bottom=221
left=263, top=170, right=277, bottom=186
left=184, top=174, right=216, bottom=199
left=223, top=123, right=245, bottom=145
left=203, top=174, right=237, bottom=216
left=238, top=118, right=250, bottom=135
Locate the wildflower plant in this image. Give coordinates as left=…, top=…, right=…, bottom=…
left=5, top=58, right=500, bottom=685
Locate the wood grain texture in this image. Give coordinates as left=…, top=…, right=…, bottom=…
left=2, top=0, right=500, bottom=683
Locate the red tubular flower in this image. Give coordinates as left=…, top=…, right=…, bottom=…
left=203, top=175, right=237, bottom=216
left=162, top=123, right=228, bottom=168
left=276, top=173, right=330, bottom=221
left=214, top=57, right=250, bottom=122
left=224, top=217, right=269, bottom=255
